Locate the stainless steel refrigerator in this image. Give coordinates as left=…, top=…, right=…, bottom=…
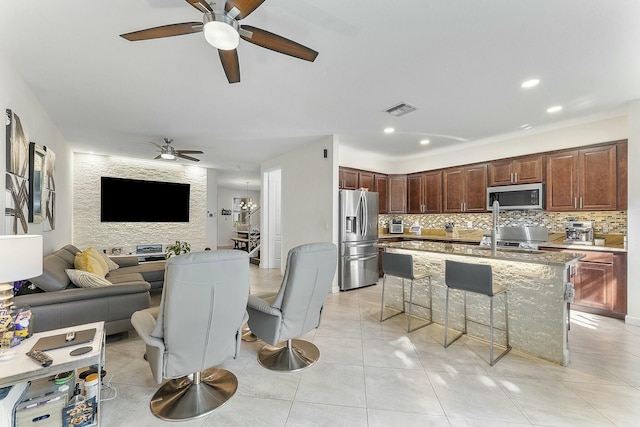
left=339, top=189, right=379, bottom=290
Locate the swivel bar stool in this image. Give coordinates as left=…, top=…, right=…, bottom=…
left=443, top=259, right=511, bottom=366
left=380, top=251, right=432, bottom=333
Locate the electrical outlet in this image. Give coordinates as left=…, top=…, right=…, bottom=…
left=467, top=221, right=473, bottom=229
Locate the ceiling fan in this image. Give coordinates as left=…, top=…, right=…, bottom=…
left=120, top=0, right=319, bottom=84
left=150, top=138, right=203, bottom=162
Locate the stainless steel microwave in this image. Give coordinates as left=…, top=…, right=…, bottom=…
left=486, top=183, right=544, bottom=210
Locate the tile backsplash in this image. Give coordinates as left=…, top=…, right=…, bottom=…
left=379, top=211, right=627, bottom=234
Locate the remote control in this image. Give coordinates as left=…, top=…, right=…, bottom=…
left=26, top=349, right=53, bottom=367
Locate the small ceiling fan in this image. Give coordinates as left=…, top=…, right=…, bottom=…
left=120, top=0, right=319, bottom=84
left=150, top=138, right=203, bottom=162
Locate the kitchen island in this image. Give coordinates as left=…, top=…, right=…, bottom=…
left=380, top=240, right=584, bottom=366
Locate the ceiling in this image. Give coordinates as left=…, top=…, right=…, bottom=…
left=1, top=0, right=639, bottom=190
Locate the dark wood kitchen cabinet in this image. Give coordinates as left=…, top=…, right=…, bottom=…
left=358, top=171, right=375, bottom=191
left=488, top=155, right=544, bottom=186
left=542, top=248, right=627, bottom=319
left=443, top=164, right=487, bottom=213
left=387, top=174, right=407, bottom=214
left=338, top=167, right=359, bottom=190
left=546, top=145, right=617, bottom=211
left=408, top=170, right=442, bottom=213
left=375, top=174, right=389, bottom=214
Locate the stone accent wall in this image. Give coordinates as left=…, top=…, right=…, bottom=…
left=380, top=210, right=627, bottom=235
left=73, top=153, right=207, bottom=254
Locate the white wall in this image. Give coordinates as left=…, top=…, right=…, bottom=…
left=626, top=101, right=640, bottom=326
left=397, top=115, right=628, bottom=174
left=338, top=142, right=396, bottom=173
left=216, top=186, right=260, bottom=248
left=73, top=153, right=208, bottom=254
left=0, top=53, right=73, bottom=254
left=261, top=136, right=338, bottom=286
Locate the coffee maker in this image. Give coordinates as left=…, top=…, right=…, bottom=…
left=563, top=221, right=594, bottom=245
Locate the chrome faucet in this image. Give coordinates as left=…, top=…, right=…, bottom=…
left=491, top=200, right=499, bottom=254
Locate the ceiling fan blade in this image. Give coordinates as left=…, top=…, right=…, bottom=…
left=149, top=142, right=164, bottom=150
left=154, top=155, right=162, bottom=160
left=225, top=0, right=266, bottom=20
left=239, top=25, right=318, bottom=62
left=176, top=150, right=204, bottom=154
left=177, top=153, right=201, bottom=162
left=184, top=0, right=213, bottom=13
left=120, top=22, right=203, bottom=41
left=218, top=49, right=241, bottom=83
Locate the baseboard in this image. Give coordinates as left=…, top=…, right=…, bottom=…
left=625, top=315, right=640, bottom=326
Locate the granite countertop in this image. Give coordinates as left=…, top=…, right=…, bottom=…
left=380, top=240, right=584, bottom=266
left=378, top=228, right=627, bottom=253
left=539, top=233, right=627, bottom=253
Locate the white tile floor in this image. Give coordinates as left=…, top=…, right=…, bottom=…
left=100, top=265, right=640, bottom=426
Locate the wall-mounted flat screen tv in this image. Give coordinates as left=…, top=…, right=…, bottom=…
left=101, top=177, right=190, bottom=222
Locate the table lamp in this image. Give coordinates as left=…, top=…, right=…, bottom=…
left=0, top=234, right=43, bottom=309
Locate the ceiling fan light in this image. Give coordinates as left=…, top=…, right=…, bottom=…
left=204, top=14, right=240, bottom=50
left=160, top=152, right=175, bottom=160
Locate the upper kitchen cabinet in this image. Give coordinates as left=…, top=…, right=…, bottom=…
left=443, top=164, right=487, bottom=213
left=617, top=141, right=628, bottom=210
left=488, top=155, right=544, bottom=186
left=375, top=174, right=389, bottom=214
left=387, top=175, right=407, bottom=214
left=546, top=144, right=617, bottom=211
left=338, top=167, right=359, bottom=189
left=358, top=171, right=375, bottom=191
left=407, top=170, right=442, bottom=213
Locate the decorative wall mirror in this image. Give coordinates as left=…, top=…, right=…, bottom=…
left=28, top=142, right=46, bottom=223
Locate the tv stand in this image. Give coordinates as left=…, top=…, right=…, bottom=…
left=111, top=252, right=166, bottom=263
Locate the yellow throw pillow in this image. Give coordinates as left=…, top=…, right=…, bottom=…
left=86, top=247, right=109, bottom=275
left=74, top=248, right=107, bottom=277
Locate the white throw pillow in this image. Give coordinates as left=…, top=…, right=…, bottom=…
left=66, top=269, right=112, bottom=288
left=99, top=252, right=120, bottom=272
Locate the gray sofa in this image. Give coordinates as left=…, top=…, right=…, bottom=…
left=13, top=244, right=165, bottom=335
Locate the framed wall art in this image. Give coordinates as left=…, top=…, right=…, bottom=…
left=5, top=109, right=30, bottom=234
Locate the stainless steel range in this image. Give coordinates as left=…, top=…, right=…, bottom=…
left=480, top=226, right=549, bottom=250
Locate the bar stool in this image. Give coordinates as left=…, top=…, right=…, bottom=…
left=379, top=251, right=432, bottom=333
left=443, top=259, right=511, bottom=366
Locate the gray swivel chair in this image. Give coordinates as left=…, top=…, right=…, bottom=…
left=131, top=250, right=250, bottom=421
left=380, top=251, right=432, bottom=332
left=443, top=259, right=511, bottom=366
left=246, top=242, right=337, bottom=372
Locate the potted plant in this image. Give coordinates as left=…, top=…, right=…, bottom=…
left=165, top=241, right=191, bottom=259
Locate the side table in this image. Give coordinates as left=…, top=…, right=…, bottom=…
left=0, top=321, right=105, bottom=426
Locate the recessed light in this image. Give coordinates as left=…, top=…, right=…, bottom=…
left=384, top=127, right=395, bottom=134
left=420, top=139, right=430, bottom=145
left=546, top=105, right=563, bottom=113
left=521, top=79, right=540, bottom=88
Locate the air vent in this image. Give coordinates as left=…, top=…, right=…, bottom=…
left=384, top=102, right=418, bottom=117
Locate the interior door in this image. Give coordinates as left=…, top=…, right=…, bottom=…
left=266, top=169, right=282, bottom=269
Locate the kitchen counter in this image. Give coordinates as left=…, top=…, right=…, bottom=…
left=540, top=233, right=627, bottom=252
left=379, top=229, right=485, bottom=244
left=379, top=229, right=627, bottom=253
left=380, top=240, right=584, bottom=266
left=380, top=240, right=582, bottom=366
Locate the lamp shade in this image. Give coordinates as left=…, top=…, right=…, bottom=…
left=0, top=234, right=43, bottom=283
